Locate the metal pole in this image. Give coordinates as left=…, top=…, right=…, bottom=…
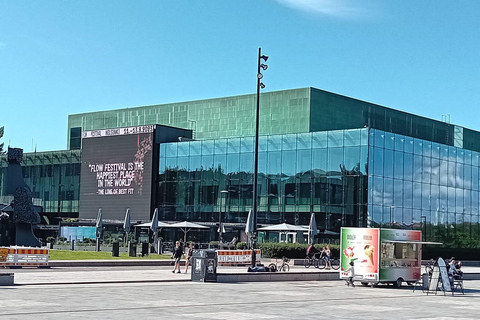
left=219, top=193, right=223, bottom=244
left=251, top=48, right=262, bottom=267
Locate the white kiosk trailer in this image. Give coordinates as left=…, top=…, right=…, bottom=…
left=340, top=227, right=440, bottom=287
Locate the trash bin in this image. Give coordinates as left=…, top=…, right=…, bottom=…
left=422, top=273, right=430, bottom=290
left=112, top=241, right=120, bottom=257
left=191, top=249, right=217, bottom=282
left=141, top=242, right=149, bottom=257
left=128, top=241, right=137, bottom=257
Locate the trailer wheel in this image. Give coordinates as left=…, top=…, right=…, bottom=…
left=394, top=278, right=403, bottom=288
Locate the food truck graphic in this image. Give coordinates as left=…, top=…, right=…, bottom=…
left=340, top=227, right=431, bottom=287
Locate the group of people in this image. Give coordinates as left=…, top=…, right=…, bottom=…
left=448, top=258, right=463, bottom=278
left=306, top=244, right=332, bottom=269
left=171, top=241, right=195, bottom=274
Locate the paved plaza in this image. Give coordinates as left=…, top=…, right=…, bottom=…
left=1, top=265, right=480, bottom=319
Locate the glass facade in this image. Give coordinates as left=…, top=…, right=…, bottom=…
left=368, top=129, right=480, bottom=247
left=157, top=129, right=369, bottom=236
left=0, top=150, right=81, bottom=219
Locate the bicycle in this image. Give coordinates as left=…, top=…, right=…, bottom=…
left=304, top=254, right=318, bottom=268
left=314, top=251, right=340, bottom=270
left=268, top=256, right=290, bottom=272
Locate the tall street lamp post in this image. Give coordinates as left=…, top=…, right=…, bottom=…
left=251, top=47, right=268, bottom=267
left=219, top=190, right=228, bottom=244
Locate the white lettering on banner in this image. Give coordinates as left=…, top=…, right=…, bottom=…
left=216, top=250, right=262, bottom=266
left=82, top=125, right=155, bottom=139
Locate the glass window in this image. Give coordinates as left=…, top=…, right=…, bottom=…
left=422, top=183, right=430, bottom=210
left=394, top=151, right=404, bottom=179
left=190, top=142, right=201, bottom=156
left=373, top=176, right=384, bottom=206
left=328, top=131, right=344, bottom=148
left=447, top=161, right=456, bottom=187
left=214, top=154, right=226, bottom=173
left=413, top=155, right=422, bottom=182
left=404, top=136, right=414, bottom=153
left=448, top=187, right=456, bottom=211
left=282, top=150, right=296, bottom=176
left=227, top=138, right=240, bottom=153
left=384, top=178, right=393, bottom=207
left=282, top=135, right=296, bottom=151
left=226, top=153, right=240, bottom=174
left=373, top=147, right=383, bottom=177
left=312, top=148, right=327, bottom=174
left=360, top=146, right=368, bottom=175
left=432, top=143, right=440, bottom=159
left=439, top=160, right=448, bottom=186
left=344, top=129, right=361, bottom=147
left=457, top=149, right=464, bottom=164
left=240, top=137, right=254, bottom=153
left=385, top=132, right=395, bottom=150
left=414, top=139, right=423, bottom=155
left=373, top=130, right=384, bottom=149
left=201, top=140, right=214, bottom=155
left=312, top=132, right=327, bottom=148
left=465, top=150, right=472, bottom=165
left=394, top=134, right=404, bottom=152
left=344, top=147, right=361, bottom=173
left=404, top=153, right=413, bottom=181
left=214, top=139, right=227, bottom=154
left=239, top=153, right=253, bottom=173
left=422, top=157, right=431, bottom=184
left=189, top=155, right=201, bottom=171
left=267, top=135, right=281, bottom=152
left=473, top=166, right=479, bottom=191
left=423, top=141, right=432, bottom=158
left=456, top=163, right=464, bottom=188
left=413, top=182, right=422, bottom=209
left=296, top=133, right=312, bottom=149
left=456, top=188, right=464, bottom=213
left=165, top=143, right=178, bottom=158
left=328, top=147, right=343, bottom=175
left=177, top=143, right=189, bottom=157
left=431, top=158, right=440, bottom=185
left=394, top=180, right=403, bottom=207
left=258, top=136, right=268, bottom=152
left=384, top=149, right=394, bottom=179
left=360, top=128, right=369, bottom=146
left=267, top=151, right=282, bottom=175
left=473, top=152, right=480, bottom=167
left=297, top=149, right=312, bottom=174
left=464, top=165, right=472, bottom=190
left=430, top=184, right=440, bottom=211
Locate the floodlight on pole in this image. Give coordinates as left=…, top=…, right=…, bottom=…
left=251, top=47, right=268, bottom=268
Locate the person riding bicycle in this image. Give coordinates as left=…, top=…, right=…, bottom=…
left=306, top=244, right=318, bottom=259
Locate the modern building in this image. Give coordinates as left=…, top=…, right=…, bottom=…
left=1, top=87, right=480, bottom=247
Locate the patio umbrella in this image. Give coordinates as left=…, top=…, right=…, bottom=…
left=257, top=223, right=308, bottom=232
left=151, top=208, right=159, bottom=253
left=308, top=212, right=319, bottom=244
left=95, top=208, right=103, bottom=238
left=245, top=209, right=254, bottom=248
left=95, top=208, right=103, bottom=251
left=123, top=208, right=131, bottom=246
left=169, top=221, right=209, bottom=244
left=134, top=221, right=171, bottom=228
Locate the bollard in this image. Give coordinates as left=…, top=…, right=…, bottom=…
left=128, top=241, right=137, bottom=257
left=112, top=241, right=120, bottom=257
left=71, top=240, right=75, bottom=251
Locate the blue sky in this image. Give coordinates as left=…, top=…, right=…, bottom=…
left=1, top=0, right=479, bottom=152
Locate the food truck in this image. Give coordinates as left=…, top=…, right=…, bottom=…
left=340, top=227, right=433, bottom=287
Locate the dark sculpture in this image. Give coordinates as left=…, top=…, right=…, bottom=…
left=6, top=147, right=41, bottom=247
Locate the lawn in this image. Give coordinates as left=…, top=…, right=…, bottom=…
left=49, top=250, right=172, bottom=260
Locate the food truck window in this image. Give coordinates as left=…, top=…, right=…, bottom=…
left=381, top=242, right=419, bottom=267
